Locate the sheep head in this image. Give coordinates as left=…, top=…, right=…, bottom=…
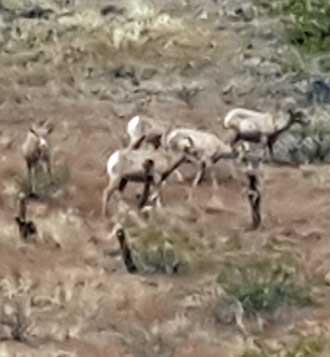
left=29, top=119, right=54, bottom=142
left=288, top=108, right=310, bottom=127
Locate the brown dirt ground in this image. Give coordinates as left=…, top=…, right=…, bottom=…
left=0, top=92, right=330, bottom=356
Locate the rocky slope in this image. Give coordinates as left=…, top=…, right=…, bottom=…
left=1, top=0, right=330, bottom=163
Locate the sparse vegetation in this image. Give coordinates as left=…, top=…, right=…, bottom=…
left=217, top=253, right=314, bottom=316
left=243, top=335, right=329, bottom=356
left=16, top=163, right=69, bottom=200
left=0, top=297, right=33, bottom=343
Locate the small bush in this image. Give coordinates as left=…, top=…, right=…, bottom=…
left=217, top=254, right=314, bottom=316
left=130, top=224, right=193, bottom=274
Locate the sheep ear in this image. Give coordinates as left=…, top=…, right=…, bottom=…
left=29, top=126, right=38, bottom=136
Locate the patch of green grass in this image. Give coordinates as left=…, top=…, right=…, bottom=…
left=130, top=224, right=195, bottom=274
left=287, top=336, right=326, bottom=357
left=217, top=254, right=314, bottom=316
left=17, top=163, right=70, bottom=200
left=256, top=0, right=330, bottom=54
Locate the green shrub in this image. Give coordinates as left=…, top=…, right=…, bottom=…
left=256, top=0, right=330, bottom=54
left=130, top=224, right=194, bottom=274
left=217, top=254, right=314, bottom=316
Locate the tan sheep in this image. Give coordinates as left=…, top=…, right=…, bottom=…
left=102, top=146, right=188, bottom=217
left=222, top=99, right=310, bottom=160
left=21, top=119, right=54, bottom=195
left=164, top=128, right=236, bottom=199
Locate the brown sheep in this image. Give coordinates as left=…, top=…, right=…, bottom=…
left=21, top=120, right=54, bottom=195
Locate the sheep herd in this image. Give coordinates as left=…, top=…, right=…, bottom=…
left=18, top=98, right=310, bottom=240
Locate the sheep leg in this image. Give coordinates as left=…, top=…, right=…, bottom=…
left=229, top=133, right=241, bottom=157
left=193, top=161, right=206, bottom=186
left=102, top=178, right=120, bottom=217
left=26, top=161, right=36, bottom=195
left=248, top=190, right=261, bottom=229
left=149, top=189, right=163, bottom=208
left=174, top=169, right=185, bottom=183
left=260, top=135, right=270, bottom=161
left=187, top=161, right=206, bottom=202
left=246, top=172, right=262, bottom=230
left=160, top=154, right=187, bottom=183
left=267, top=139, right=275, bottom=161
left=138, top=162, right=154, bottom=209
left=116, top=228, right=138, bottom=273
left=45, top=157, right=53, bottom=182
left=209, top=165, right=219, bottom=191
left=155, top=184, right=165, bottom=208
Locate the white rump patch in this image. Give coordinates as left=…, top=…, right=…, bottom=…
left=107, top=150, right=120, bottom=176
left=127, top=115, right=141, bottom=139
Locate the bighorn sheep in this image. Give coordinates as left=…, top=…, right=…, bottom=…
left=127, top=114, right=169, bottom=150
left=127, top=115, right=237, bottom=192
left=21, top=120, right=54, bottom=195
left=127, top=114, right=185, bottom=183
left=222, top=100, right=310, bottom=160
left=102, top=147, right=188, bottom=217
left=165, top=128, right=236, bottom=196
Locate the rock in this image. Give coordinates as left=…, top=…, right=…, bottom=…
left=273, top=132, right=302, bottom=164
left=140, top=67, right=157, bottom=81
left=293, top=80, right=309, bottom=95
left=223, top=75, right=255, bottom=98
left=257, top=61, right=282, bottom=77
left=315, top=54, right=330, bottom=73
left=204, top=196, right=225, bottom=213
left=214, top=294, right=245, bottom=332
left=237, top=76, right=255, bottom=96
left=297, top=137, right=319, bottom=163
left=100, top=4, right=124, bottom=17
left=222, top=82, right=234, bottom=95
left=317, top=134, right=330, bottom=163
left=243, top=56, right=262, bottom=67
left=306, top=79, right=330, bottom=105
left=19, top=5, right=54, bottom=19
left=226, top=3, right=256, bottom=22
left=234, top=3, right=256, bottom=22
left=261, top=339, right=283, bottom=353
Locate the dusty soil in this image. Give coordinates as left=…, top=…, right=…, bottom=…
left=1, top=93, right=330, bottom=357
left=1, top=1, right=330, bottom=356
